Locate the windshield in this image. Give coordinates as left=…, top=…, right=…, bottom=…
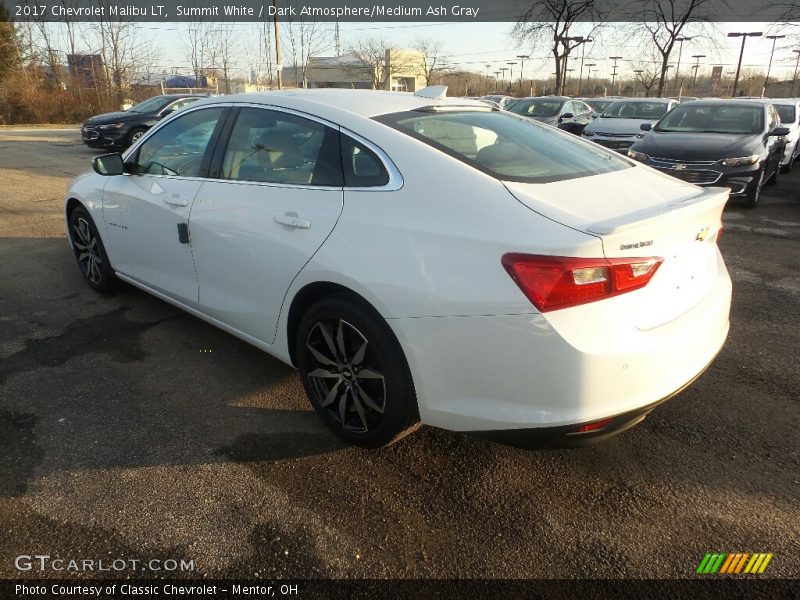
left=375, top=110, right=630, bottom=184
left=775, top=104, right=797, bottom=124
left=601, top=101, right=670, bottom=120
left=127, top=96, right=176, bottom=114
left=587, top=100, right=613, bottom=113
left=507, top=99, right=563, bottom=118
left=654, top=104, right=764, bottom=134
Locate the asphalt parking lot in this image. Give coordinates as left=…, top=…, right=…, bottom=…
left=0, top=126, right=798, bottom=580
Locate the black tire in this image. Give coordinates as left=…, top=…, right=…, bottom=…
left=127, top=127, right=147, bottom=147
left=781, top=143, right=797, bottom=173
left=765, top=162, right=779, bottom=187
left=744, top=170, right=764, bottom=209
left=68, top=206, right=117, bottom=294
left=296, top=294, right=420, bottom=448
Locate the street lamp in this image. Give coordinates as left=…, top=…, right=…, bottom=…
left=609, top=56, right=623, bottom=95
left=672, top=36, right=693, bottom=95
left=516, top=54, right=529, bottom=94
left=762, top=35, right=785, bottom=97
left=507, top=62, right=517, bottom=86
left=560, top=36, right=593, bottom=95
left=633, top=69, right=643, bottom=96
left=728, top=31, right=763, bottom=98
left=690, top=54, right=705, bottom=96
left=500, top=67, right=509, bottom=90
left=584, top=63, right=596, bottom=94
left=793, top=50, right=800, bottom=97
left=494, top=71, right=501, bottom=92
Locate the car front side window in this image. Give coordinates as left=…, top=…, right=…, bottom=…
left=133, top=107, right=224, bottom=177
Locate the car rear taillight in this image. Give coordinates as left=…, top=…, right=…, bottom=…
left=573, top=417, right=614, bottom=433
left=501, top=254, right=663, bottom=312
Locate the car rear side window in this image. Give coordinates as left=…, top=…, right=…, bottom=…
left=376, top=109, right=630, bottom=184
left=341, top=135, right=390, bottom=187
left=221, top=108, right=343, bottom=186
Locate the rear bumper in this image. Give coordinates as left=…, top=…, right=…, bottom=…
left=389, top=254, right=731, bottom=434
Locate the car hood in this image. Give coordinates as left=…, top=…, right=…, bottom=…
left=586, top=117, right=659, bottom=135
left=527, top=115, right=559, bottom=125
left=83, top=111, right=144, bottom=125
left=635, top=132, right=760, bottom=160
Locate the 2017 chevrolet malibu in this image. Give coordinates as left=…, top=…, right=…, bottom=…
left=64, top=88, right=732, bottom=448
left=628, top=99, right=788, bottom=208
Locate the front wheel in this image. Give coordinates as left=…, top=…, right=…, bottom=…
left=744, top=170, right=765, bottom=209
left=68, top=206, right=117, bottom=293
left=296, top=295, right=420, bottom=448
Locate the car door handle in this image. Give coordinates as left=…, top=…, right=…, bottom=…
left=164, top=195, right=189, bottom=207
left=274, top=214, right=311, bottom=229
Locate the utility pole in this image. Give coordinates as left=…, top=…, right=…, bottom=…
left=728, top=31, right=763, bottom=98
left=672, top=36, right=692, bottom=95
left=272, top=0, right=283, bottom=89
left=609, top=56, right=622, bottom=95
left=690, top=55, right=705, bottom=96
left=563, top=36, right=592, bottom=95
left=335, top=20, right=341, bottom=56
left=633, top=69, right=643, bottom=97
left=494, top=71, right=501, bottom=92
left=516, top=54, right=529, bottom=95
left=500, top=67, right=509, bottom=90
left=762, top=34, right=785, bottom=97
left=507, top=62, right=517, bottom=90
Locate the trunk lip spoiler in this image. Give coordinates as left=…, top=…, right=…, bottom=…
left=584, top=186, right=729, bottom=236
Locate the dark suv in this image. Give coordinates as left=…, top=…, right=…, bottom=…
left=81, top=94, right=208, bottom=150
left=627, top=99, right=788, bottom=208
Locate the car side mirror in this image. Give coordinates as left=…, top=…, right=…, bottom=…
left=640, top=123, right=652, bottom=131
left=92, top=153, right=125, bottom=176
left=591, top=112, right=599, bottom=119
left=769, top=126, right=790, bottom=137
left=157, top=109, right=175, bottom=121
left=559, top=112, right=574, bottom=122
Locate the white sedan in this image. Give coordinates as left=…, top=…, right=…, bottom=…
left=64, top=87, right=732, bottom=448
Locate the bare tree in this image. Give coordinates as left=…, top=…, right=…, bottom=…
left=413, top=37, right=447, bottom=86
left=630, top=0, right=715, bottom=97
left=348, top=37, right=415, bottom=90
left=211, top=23, right=238, bottom=93
left=298, top=20, right=333, bottom=88
left=632, top=51, right=663, bottom=97
left=513, top=0, right=604, bottom=96
left=181, top=21, right=213, bottom=87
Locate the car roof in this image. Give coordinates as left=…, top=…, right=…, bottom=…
left=191, top=89, right=487, bottom=119
left=610, top=97, right=673, bottom=103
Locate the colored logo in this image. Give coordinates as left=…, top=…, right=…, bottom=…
left=696, top=553, right=773, bottom=574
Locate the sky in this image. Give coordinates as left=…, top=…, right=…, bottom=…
left=117, top=20, right=799, bottom=82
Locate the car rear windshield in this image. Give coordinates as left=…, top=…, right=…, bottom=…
left=588, top=100, right=613, bottom=113
left=127, top=96, right=175, bottom=114
left=375, top=109, right=631, bottom=184
left=775, top=104, right=796, bottom=124
left=602, top=101, right=670, bottom=119
left=506, top=99, right=563, bottom=118
left=655, top=104, right=764, bottom=134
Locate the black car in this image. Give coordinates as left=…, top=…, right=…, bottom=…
left=506, top=96, right=593, bottom=135
left=81, top=94, right=208, bottom=150
left=627, top=100, right=789, bottom=208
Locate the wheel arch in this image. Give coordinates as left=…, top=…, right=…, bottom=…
left=286, top=281, right=387, bottom=367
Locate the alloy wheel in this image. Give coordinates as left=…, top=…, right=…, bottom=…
left=131, top=130, right=145, bottom=143
left=72, top=217, right=103, bottom=285
left=305, top=319, right=386, bottom=434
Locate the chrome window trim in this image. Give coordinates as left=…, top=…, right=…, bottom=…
left=119, top=100, right=403, bottom=192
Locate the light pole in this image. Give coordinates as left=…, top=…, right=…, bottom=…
left=516, top=54, right=529, bottom=95
left=494, top=71, right=501, bottom=92
left=609, top=56, right=623, bottom=95
left=573, top=37, right=593, bottom=95
left=690, top=54, right=705, bottom=96
left=585, top=63, right=596, bottom=95
left=728, top=31, right=763, bottom=98
left=793, top=50, right=800, bottom=97
left=500, top=67, right=509, bottom=90
left=565, top=68, right=575, bottom=95
left=507, top=62, right=517, bottom=88
left=633, top=69, right=643, bottom=97
left=672, top=36, right=693, bottom=95
left=762, top=34, right=785, bottom=97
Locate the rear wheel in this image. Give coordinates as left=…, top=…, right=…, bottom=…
left=744, top=170, right=764, bottom=209
left=296, top=295, right=420, bottom=448
left=68, top=206, right=117, bottom=293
